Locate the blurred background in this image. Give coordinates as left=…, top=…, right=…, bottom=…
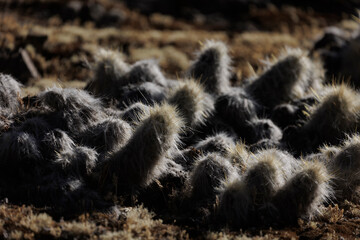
left=0, top=0, right=359, bottom=95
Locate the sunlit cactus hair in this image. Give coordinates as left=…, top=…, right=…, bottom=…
left=121, top=102, right=150, bottom=125
left=167, top=78, right=214, bottom=128
left=254, top=149, right=299, bottom=177
left=194, top=132, right=235, bottom=157
left=55, top=146, right=98, bottom=178
left=307, top=84, right=360, bottom=130
left=319, top=145, right=340, bottom=160
left=215, top=87, right=259, bottom=131
left=304, top=84, right=360, bottom=148
left=76, top=118, right=132, bottom=153
left=172, top=147, right=202, bottom=171
left=37, top=87, right=106, bottom=134
left=283, top=84, right=360, bottom=155
left=188, top=153, right=239, bottom=202
left=246, top=48, right=322, bottom=109
left=38, top=87, right=103, bottom=112
left=41, top=129, right=75, bottom=158
left=0, top=74, right=22, bottom=131
left=227, top=142, right=251, bottom=172
left=99, top=103, right=183, bottom=190
left=271, top=96, right=319, bottom=130
left=326, top=134, right=360, bottom=201
left=218, top=148, right=299, bottom=228
left=0, top=73, right=22, bottom=114
left=247, top=118, right=283, bottom=145
left=116, top=82, right=166, bottom=109
left=187, top=40, right=231, bottom=95
left=269, top=160, right=332, bottom=225
left=242, top=149, right=296, bottom=206
left=121, top=59, right=167, bottom=87
left=86, top=48, right=129, bottom=96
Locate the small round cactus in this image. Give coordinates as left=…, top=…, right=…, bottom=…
left=187, top=40, right=232, bottom=95
left=246, top=48, right=322, bottom=109
left=55, top=146, right=98, bottom=178
left=0, top=73, right=22, bottom=112
left=218, top=151, right=331, bottom=228
left=99, top=103, right=183, bottom=189
left=37, top=87, right=106, bottom=135
left=194, top=133, right=235, bottom=157
left=121, top=102, right=150, bottom=124
left=121, top=59, right=167, bottom=87
left=215, top=87, right=258, bottom=129
left=41, top=129, right=75, bottom=157
left=168, top=78, right=213, bottom=128
left=116, top=82, right=166, bottom=108
left=188, top=153, right=238, bottom=202
left=325, top=134, right=360, bottom=201
left=87, top=48, right=129, bottom=96
left=269, top=161, right=331, bottom=225
left=284, top=84, right=360, bottom=155
left=76, top=118, right=132, bottom=153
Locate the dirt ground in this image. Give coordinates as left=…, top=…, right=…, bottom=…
left=1, top=0, right=360, bottom=239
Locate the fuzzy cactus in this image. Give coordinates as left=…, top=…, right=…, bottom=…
left=194, top=133, right=235, bottom=156
left=121, top=102, right=150, bottom=124
left=99, top=103, right=183, bottom=189
left=86, top=48, right=129, bottom=96
left=121, top=60, right=167, bottom=87
left=0, top=39, right=356, bottom=231
left=188, top=153, right=238, bottom=202
left=0, top=73, right=22, bottom=113
left=283, top=84, right=360, bottom=155
left=168, top=79, right=214, bottom=128
left=37, top=87, right=106, bottom=135
left=269, top=161, right=331, bottom=225
left=187, top=41, right=231, bottom=95
left=325, top=134, right=360, bottom=201
left=76, top=118, right=132, bottom=153
left=246, top=48, right=323, bottom=109
left=218, top=150, right=331, bottom=228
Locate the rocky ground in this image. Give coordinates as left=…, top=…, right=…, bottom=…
left=1, top=0, right=360, bottom=239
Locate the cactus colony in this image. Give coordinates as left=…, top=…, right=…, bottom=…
left=1, top=39, right=360, bottom=230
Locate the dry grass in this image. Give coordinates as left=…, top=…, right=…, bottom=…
left=0, top=0, right=337, bottom=91
left=0, top=204, right=189, bottom=239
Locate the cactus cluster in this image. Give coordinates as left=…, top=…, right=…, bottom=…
left=314, top=26, right=360, bottom=88
left=1, top=40, right=360, bottom=230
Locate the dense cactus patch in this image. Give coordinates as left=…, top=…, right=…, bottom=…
left=1, top=38, right=360, bottom=233
left=1, top=1, right=360, bottom=239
